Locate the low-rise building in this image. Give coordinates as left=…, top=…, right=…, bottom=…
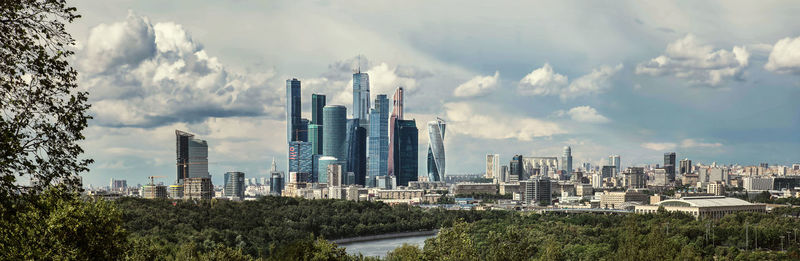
left=634, top=196, right=766, bottom=219
left=453, top=182, right=498, bottom=195
left=599, top=190, right=648, bottom=209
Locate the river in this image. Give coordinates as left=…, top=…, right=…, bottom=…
left=338, top=234, right=435, bottom=258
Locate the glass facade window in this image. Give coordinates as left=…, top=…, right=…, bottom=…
left=426, top=118, right=446, bottom=182
left=288, top=141, right=313, bottom=174
left=345, top=119, right=367, bottom=186
left=323, top=105, right=347, bottom=161
left=367, top=95, right=389, bottom=187
left=394, top=119, right=418, bottom=187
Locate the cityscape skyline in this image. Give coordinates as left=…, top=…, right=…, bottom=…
left=66, top=1, right=800, bottom=187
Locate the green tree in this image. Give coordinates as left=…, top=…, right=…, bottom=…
left=386, top=243, right=424, bottom=261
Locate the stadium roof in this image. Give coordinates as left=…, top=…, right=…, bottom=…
left=655, top=196, right=756, bottom=208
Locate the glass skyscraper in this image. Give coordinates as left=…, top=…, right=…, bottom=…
left=394, top=119, right=418, bottom=186
left=387, top=87, right=403, bottom=177
left=308, top=124, right=322, bottom=155
left=286, top=78, right=301, bottom=142
left=223, top=171, right=245, bottom=200
left=176, top=130, right=209, bottom=184
left=562, top=146, right=572, bottom=175
left=664, top=152, right=676, bottom=181
left=345, top=119, right=367, bottom=186
left=309, top=94, right=326, bottom=155
left=288, top=141, right=313, bottom=174
left=323, top=105, right=347, bottom=162
left=316, top=156, right=344, bottom=184
left=609, top=155, right=621, bottom=176
left=426, top=118, right=446, bottom=182
left=352, top=72, right=370, bottom=127
left=367, top=94, right=389, bottom=187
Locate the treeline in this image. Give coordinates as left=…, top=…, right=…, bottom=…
left=388, top=211, right=800, bottom=260
left=118, top=196, right=511, bottom=258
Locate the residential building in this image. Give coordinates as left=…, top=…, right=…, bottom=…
left=680, top=158, right=692, bottom=174
left=453, top=182, right=498, bottom=195
left=486, top=154, right=500, bottom=181
left=521, top=176, right=551, bottom=205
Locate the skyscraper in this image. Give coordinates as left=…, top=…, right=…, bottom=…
left=288, top=141, right=313, bottom=174
left=352, top=72, right=370, bottom=127
left=664, top=152, right=676, bottom=182
left=387, top=87, right=404, bottom=177
left=269, top=158, right=284, bottom=196
left=316, top=156, right=345, bottom=184
left=345, top=119, right=367, bottom=186
left=486, top=154, right=500, bottom=180
left=323, top=105, right=347, bottom=161
left=223, top=171, right=245, bottom=200
left=426, top=118, right=446, bottom=182
left=608, top=155, right=621, bottom=176
left=394, top=119, right=418, bottom=186
left=176, top=130, right=209, bottom=184
left=286, top=78, right=301, bottom=142
left=367, top=95, right=389, bottom=187
left=562, top=146, right=573, bottom=174
left=310, top=94, right=326, bottom=155
left=680, top=158, right=692, bottom=174
left=510, top=155, right=524, bottom=181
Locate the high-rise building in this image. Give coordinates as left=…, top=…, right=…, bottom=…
left=500, top=165, right=509, bottom=183
left=269, top=158, right=283, bottom=196
left=311, top=94, right=326, bottom=125
left=309, top=94, right=326, bottom=155
left=601, top=165, right=616, bottom=179
left=486, top=154, right=501, bottom=181
left=608, top=155, right=621, bottom=176
left=176, top=130, right=208, bottom=184
left=426, top=118, right=446, bottom=182
left=110, top=179, right=127, bottom=191
left=184, top=177, right=213, bottom=200
left=510, top=155, right=524, bottom=181
left=327, top=163, right=344, bottom=187
left=286, top=78, right=302, bottom=143
left=295, top=118, right=309, bottom=142
left=680, top=158, right=692, bottom=175
left=562, top=146, right=573, bottom=174
left=224, top=172, right=245, bottom=200
left=522, top=176, right=551, bottom=206
left=394, top=119, right=418, bottom=186
left=345, top=119, right=367, bottom=186
left=622, top=167, right=645, bottom=189
left=323, top=105, right=347, bottom=161
left=387, top=87, right=404, bottom=177
left=308, top=124, right=323, bottom=155
left=664, top=152, right=676, bottom=181
left=288, top=141, right=313, bottom=174
left=317, top=156, right=345, bottom=184
left=367, top=95, right=389, bottom=187
left=352, top=72, right=370, bottom=127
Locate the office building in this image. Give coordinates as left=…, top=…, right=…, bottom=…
left=521, top=176, right=551, bottom=205
left=562, top=146, right=573, bottom=175
left=352, top=71, right=370, bottom=127
left=664, top=152, right=676, bottom=181
left=308, top=124, right=323, bottom=155
left=601, top=165, right=616, bottom=179
left=184, top=177, right=213, bottom=200
left=634, top=196, right=766, bottom=219
left=269, top=158, right=284, bottom=196
left=110, top=179, right=127, bottom=192
left=500, top=165, right=509, bottom=183
left=388, top=87, right=404, bottom=177
left=367, top=94, right=389, bottom=187
left=288, top=141, right=313, bottom=175
left=622, top=167, right=646, bottom=189
left=317, top=156, right=345, bottom=184
left=680, top=158, right=692, bottom=175
left=599, top=191, right=647, bottom=209
left=510, top=155, right=524, bottom=181
left=286, top=78, right=302, bottom=142
left=323, top=105, right=347, bottom=161
left=394, top=119, right=418, bottom=186
left=426, top=118, right=446, bottom=182
left=345, top=119, right=367, bottom=186
left=608, top=155, right=621, bottom=176
left=176, top=130, right=209, bottom=184
left=486, top=154, right=500, bottom=180
left=224, top=172, right=245, bottom=200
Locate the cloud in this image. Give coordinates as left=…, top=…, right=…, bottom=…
left=765, top=36, right=800, bottom=74
left=80, top=12, right=279, bottom=128
left=566, top=106, right=610, bottom=123
left=517, top=63, right=568, bottom=96
left=518, top=63, right=621, bottom=99
left=641, top=142, right=677, bottom=151
left=444, top=102, right=565, bottom=141
left=680, top=139, right=723, bottom=148
left=453, top=71, right=499, bottom=97
left=635, top=34, right=750, bottom=86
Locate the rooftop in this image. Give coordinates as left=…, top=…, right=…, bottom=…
left=655, top=196, right=756, bottom=208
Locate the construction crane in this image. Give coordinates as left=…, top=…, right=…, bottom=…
left=147, top=176, right=165, bottom=185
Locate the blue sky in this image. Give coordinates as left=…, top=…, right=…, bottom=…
left=69, top=1, right=800, bottom=187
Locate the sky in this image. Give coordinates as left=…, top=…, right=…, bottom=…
left=68, top=1, right=800, bottom=187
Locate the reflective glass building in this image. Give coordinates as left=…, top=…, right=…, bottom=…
left=176, top=130, right=209, bottom=184
left=394, top=119, right=418, bottom=186
left=352, top=72, right=370, bottom=127
left=288, top=141, right=313, bottom=174
left=286, top=78, right=302, bottom=142
left=345, top=119, right=367, bottom=186
left=426, top=118, right=446, bottom=182
left=223, top=172, right=245, bottom=200
left=322, top=105, right=347, bottom=161
left=367, top=95, right=389, bottom=187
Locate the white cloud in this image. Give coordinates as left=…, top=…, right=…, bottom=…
left=635, top=34, right=750, bottom=86
left=563, top=64, right=623, bottom=99
left=444, top=102, right=565, bottom=141
left=680, top=139, right=723, bottom=148
left=765, top=36, right=800, bottom=74
left=566, top=106, right=610, bottom=123
left=517, top=63, right=568, bottom=96
left=453, top=71, right=499, bottom=97
left=518, top=63, right=621, bottom=99
left=641, top=142, right=677, bottom=151
left=80, top=12, right=280, bottom=127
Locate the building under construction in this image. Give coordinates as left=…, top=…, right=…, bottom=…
left=185, top=177, right=213, bottom=200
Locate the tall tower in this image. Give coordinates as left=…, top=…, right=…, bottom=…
left=286, top=78, right=301, bottom=142
left=426, top=118, right=446, bottom=182
left=562, top=146, right=573, bottom=174
left=368, top=95, right=389, bottom=187
left=309, top=94, right=326, bottom=155
left=486, top=154, right=500, bottom=182
left=387, top=87, right=404, bottom=177
left=176, top=130, right=209, bottom=184
left=352, top=71, right=370, bottom=127
left=680, top=158, right=692, bottom=174
left=345, top=119, right=367, bottom=186
left=608, top=155, right=621, bottom=176
left=394, top=119, right=418, bottom=186
left=664, top=152, right=676, bottom=181
left=322, top=105, right=347, bottom=162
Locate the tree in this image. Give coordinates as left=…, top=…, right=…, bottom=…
left=0, top=0, right=91, bottom=202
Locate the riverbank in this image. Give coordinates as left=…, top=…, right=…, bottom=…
left=332, top=230, right=438, bottom=244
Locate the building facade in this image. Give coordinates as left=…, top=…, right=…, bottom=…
left=394, top=119, right=418, bottom=186
left=634, top=196, right=766, bottom=219
left=184, top=177, right=213, bottom=200
left=664, top=152, right=676, bottom=181
left=288, top=141, right=313, bottom=175
left=562, top=146, right=573, bottom=175
left=345, top=119, right=367, bottom=186
left=426, top=118, right=446, bottom=182
left=322, top=105, right=347, bottom=161
left=286, top=78, right=302, bottom=142
left=387, top=87, right=404, bottom=177
left=176, top=130, right=209, bottom=183
left=352, top=72, right=370, bottom=127
left=608, top=155, right=621, bottom=177
left=522, top=176, right=551, bottom=205
left=224, top=172, right=245, bottom=200
left=367, top=94, right=389, bottom=187
left=486, top=154, right=500, bottom=181
left=680, top=158, right=692, bottom=174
